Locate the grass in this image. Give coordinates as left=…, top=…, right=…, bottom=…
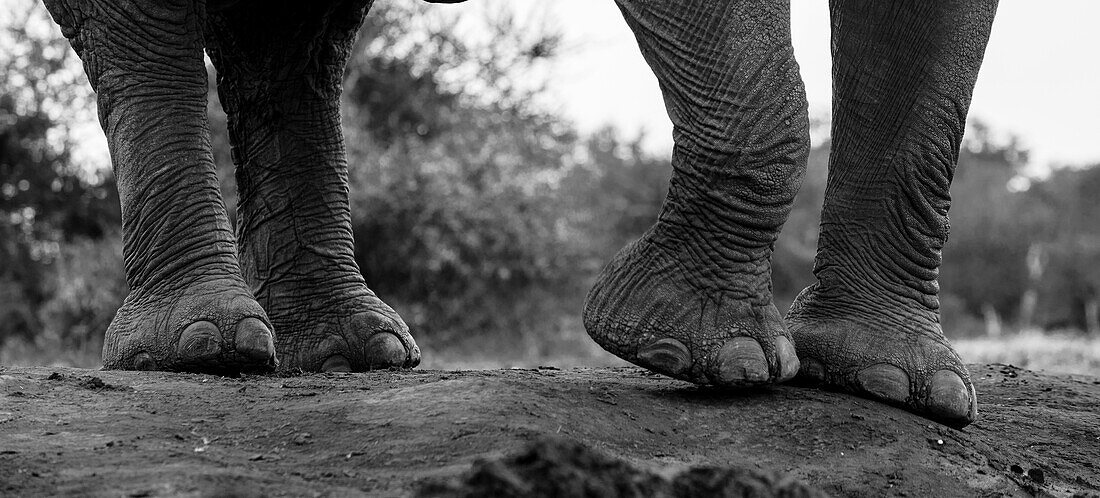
left=424, top=328, right=1100, bottom=376
left=953, top=329, right=1100, bottom=376
left=4, top=328, right=1099, bottom=377
left=0, top=336, right=103, bottom=370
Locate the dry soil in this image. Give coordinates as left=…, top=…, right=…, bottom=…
left=1, top=364, right=1098, bottom=497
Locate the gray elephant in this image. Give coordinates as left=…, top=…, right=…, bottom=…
left=43, top=0, right=996, bottom=426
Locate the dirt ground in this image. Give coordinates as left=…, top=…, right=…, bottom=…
left=1, top=363, right=1098, bottom=497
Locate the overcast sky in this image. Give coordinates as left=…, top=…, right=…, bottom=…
left=468, top=1, right=1100, bottom=170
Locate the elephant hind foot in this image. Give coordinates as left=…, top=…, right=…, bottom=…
left=786, top=284, right=977, bottom=427
left=584, top=231, right=799, bottom=387
left=265, top=291, right=420, bottom=373
left=103, top=280, right=277, bottom=374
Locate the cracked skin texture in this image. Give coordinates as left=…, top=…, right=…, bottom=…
left=586, top=0, right=998, bottom=426
left=781, top=0, right=998, bottom=427
left=44, top=0, right=414, bottom=374
left=585, top=0, right=807, bottom=389
left=44, top=0, right=998, bottom=427
left=43, top=0, right=278, bottom=374
left=204, top=0, right=419, bottom=372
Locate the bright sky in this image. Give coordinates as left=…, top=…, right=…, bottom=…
left=62, top=2, right=1100, bottom=171
left=468, top=0, right=1100, bottom=170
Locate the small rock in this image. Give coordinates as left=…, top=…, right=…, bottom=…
left=1010, top=464, right=1024, bottom=474
left=293, top=432, right=312, bottom=445
left=46, top=372, right=63, bottom=381
left=1027, top=468, right=1044, bottom=484
left=249, top=454, right=265, bottom=461
left=78, top=376, right=106, bottom=390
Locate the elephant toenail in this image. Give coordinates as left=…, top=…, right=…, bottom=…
left=716, top=337, right=768, bottom=384
left=133, top=352, right=157, bottom=371
left=322, top=354, right=352, bottom=373
left=774, top=336, right=799, bottom=381
left=798, top=358, right=826, bottom=382
left=363, top=332, right=407, bottom=369
left=856, top=364, right=910, bottom=403
left=637, top=338, right=691, bottom=376
left=235, top=318, right=275, bottom=364
left=178, top=321, right=222, bottom=360
left=927, top=370, right=973, bottom=421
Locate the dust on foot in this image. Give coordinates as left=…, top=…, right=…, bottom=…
left=103, top=279, right=276, bottom=374
left=787, top=284, right=977, bottom=426
left=584, top=234, right=799, bottom=387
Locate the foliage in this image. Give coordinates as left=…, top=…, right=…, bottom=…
left=35, top=235, right=125, bottom=355
left=561, top=127, right=670, bottom=267
left=0, top=0, right=120, bottom=348
left=2, top=0, right=1099, bottom=369
left=941, top=122, right=1100, bottom=337
left=342, top=2, right=582, bottom=343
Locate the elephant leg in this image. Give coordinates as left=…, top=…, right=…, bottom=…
left=42, top=0, right=276, bottom=372
left=204, top=0, right=417, bottom=372
left=585, top=0, right=807, bottom=386
left=786, top=0, right=997, bottom=426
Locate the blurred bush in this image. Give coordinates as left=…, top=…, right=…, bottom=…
left=2, top=0, right=1100, bottom=368
left=1, top=0, right=121, bottom=363
left=340, top=3, right=582, bottom=353
left=942, top=124, right=1100, bottom=337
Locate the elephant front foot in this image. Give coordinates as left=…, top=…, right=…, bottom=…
left=264, top=288, right=419, bottom=373
left=103, top=279, right=277, bottom=374
left=786, top=284, right=976, bottom=427
left=584, top=228, right=799, bottom=387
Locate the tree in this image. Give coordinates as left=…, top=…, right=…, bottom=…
left=0, top=0, right=120, bottom=348
left=342, top=3, right=579, bottom=342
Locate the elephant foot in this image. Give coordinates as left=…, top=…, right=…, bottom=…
left=786, top=284, right=976, bottom=427
left=584, top=229, right=799, bottom=387
left=264, top=287, right=419, bottom=373
left=103, top=279, right=277, bottom=374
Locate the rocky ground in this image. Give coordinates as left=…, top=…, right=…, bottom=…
left=1, top=364, right=1098, bottom=497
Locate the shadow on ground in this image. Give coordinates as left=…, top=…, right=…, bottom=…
left=0, top=364, right=1097, bottom=497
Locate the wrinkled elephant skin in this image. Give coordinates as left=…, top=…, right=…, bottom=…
left=42, top=0, right=997, bottom=426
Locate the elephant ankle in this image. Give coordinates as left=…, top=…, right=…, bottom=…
left=786, top=282, right=942, bottom=337
left=644, top=221, right=776, bottom=302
